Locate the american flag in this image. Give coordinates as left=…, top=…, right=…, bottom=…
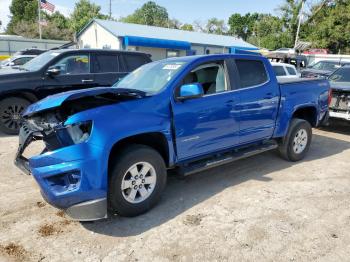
left=40, top=0, right=55, bottom=12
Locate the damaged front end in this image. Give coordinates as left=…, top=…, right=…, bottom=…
left=15, top=113, right=92, bottom=175
left=14, top=87, right=146, bottom=220
left=329, top=88, right=350, bottom=121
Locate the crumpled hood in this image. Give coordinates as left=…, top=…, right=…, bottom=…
left=23, top=87, right=142, bottom=116
left=301, top=69, right=332, bottom=77
left=330, top=81, right=350, bottom=91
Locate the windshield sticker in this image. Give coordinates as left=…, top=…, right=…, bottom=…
left=51, top=52, right=60, bottom=57
left=163, top=64, right=182, bottom=70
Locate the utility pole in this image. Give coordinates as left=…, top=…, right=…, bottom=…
left=294, top=0, right=306, bottom=49
left=109, top=0, right=112, bottom=19
left=38, top=0, right=42, bottom=39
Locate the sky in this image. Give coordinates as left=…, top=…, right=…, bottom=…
left=0, top=0, right=286, bottom=32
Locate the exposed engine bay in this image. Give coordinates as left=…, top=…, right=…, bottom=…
left=15, top=90, right=145, bottom=174
left=329, top=89, right=350, bottom=121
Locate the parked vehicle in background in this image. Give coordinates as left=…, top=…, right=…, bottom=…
left=13, top=48, right=47, bottom=56
left=328, top=65, right=350, bottom=122
left=15, top=54, right=330, bottom=221
left=301, top=60, right=350, bottom=79
left=274, top=48, right=296, bottom=55
left=303, top=49, right=329, bottom=55
left=0, top=55, right=36, bottom=69
left=0, top=49, right=152, bottom=134
left=271, top=62, right=300, bottom=81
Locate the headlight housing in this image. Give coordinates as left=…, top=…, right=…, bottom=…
left=56, top=121, right=93, bottom=147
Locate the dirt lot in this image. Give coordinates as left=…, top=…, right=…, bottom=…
left=1, top=125, right=350, bottom=262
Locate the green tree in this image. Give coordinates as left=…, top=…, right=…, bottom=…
left=205, top=18, right=227, bottom=34
left=228, top=13, right=260, bottom=40
left=121, top=1, right=169, bottom=27
left=248, top=14, right=292, bottom=50
left=6, top=0, right=38, bottom=34
left=70, top=0, right=108, bottom=33
left=180, top=23, right=194, bottom=31
left=278, top=0, right=304, bottom=47
left=303, top=0, right=350, bottom=53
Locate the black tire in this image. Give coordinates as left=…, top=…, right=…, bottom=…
left=278, top=118, right=312, bottom=162
left=108, top=144, right=167, bottom=217
left=0, top=97, right=31, bottom=135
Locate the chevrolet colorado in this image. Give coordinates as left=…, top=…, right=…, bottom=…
left=15, top=54, right=330, bottom=220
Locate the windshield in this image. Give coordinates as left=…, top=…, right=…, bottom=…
left=22, top=51, right=60, bottom=71
left=329, top=67, right=350, bottom=82
left=310, top=61, right=338, bottom=71
left=113, top=60, right=187, bottom=94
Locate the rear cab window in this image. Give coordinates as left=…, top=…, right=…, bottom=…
left=123, top=54, right=150, bottom=71
left=273, top=66, right=287, bottom=76
left=286, top=66, right=297, bottom=75
left=235, top=59, right=269, bottom=88
left=92, top=54, right=120, bottom=73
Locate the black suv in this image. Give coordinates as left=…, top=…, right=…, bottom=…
left=0, top=49, right=152, bottom=134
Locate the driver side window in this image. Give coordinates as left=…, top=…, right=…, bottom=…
left=182, top=61, right=228, bottom=95
left=53, top=54, right=90, bottom=75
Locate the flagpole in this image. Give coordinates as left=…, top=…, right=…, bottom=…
left=38, top=0, right=42, bottom=39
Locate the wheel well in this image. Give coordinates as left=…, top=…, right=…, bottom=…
left=108, top=132, right=170, bottom=174
left=292, top=106, right=317, bottom=127
left=0, top=91, right=38, bottom=103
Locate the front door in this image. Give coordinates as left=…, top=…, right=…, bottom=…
left=38, top=53, right=96, bottom=98
left=172, top=60, right=240, bottom=161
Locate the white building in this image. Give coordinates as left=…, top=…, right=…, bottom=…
left=77, top=19, right=258, bottom=60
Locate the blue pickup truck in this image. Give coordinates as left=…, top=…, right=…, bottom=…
left=15, top=54, right=330, bottom=221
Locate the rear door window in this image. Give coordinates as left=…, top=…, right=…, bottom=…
left=93, top=54, right=119, bottom=73
left=273, top=66, right=286, bottom=76
left=286, top=66, right=297, bottom=75
left=123, top=54, right=149, bottom=71
left=236, top=60, right=268, bottom=88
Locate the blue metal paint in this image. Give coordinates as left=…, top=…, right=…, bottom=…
left=123, top=35, right=191, bottom=50
left=21, top=54, right=329, bottom=212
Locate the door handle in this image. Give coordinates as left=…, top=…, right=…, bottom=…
left=82, top=79, right=93, bottom=83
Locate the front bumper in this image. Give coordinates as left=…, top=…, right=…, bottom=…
left=329, top=110, right=350, bottom=121
left=14, top=126, right=108, bottom=221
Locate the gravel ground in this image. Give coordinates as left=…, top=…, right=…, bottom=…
left=0, top=125, right=350, bottom=262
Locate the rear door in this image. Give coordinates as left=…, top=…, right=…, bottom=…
left=92, top=53, right=128, bottom=86
left=39, top=52, right=95, bottom=97
left=122, top=53, right=151, bottom=72
left=234, top=58, right=280, bottom=144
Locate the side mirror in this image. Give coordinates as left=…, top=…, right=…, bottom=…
left=177, top=83, right=204, bottom=101
left=46, top=66, right=61, bottom=76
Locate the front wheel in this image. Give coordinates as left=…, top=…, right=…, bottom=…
left=278, top=118, right=312, bottom=162
left=108, top=145, right=167, bottom=217
left=0, top=97, right=31, bottom=135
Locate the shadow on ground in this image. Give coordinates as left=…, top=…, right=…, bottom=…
left=82, top=132, right=350, bottom=237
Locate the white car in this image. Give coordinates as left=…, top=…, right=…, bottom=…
left=274, top=48, right=296, bottom=55
left=271, top=62, right=301, bottom=81
left=0, top=55, right=36, bottom=69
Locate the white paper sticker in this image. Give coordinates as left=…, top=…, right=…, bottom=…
left=162, top=64, right=182, bottom=70
left=50, top=52, right=60, bottom=57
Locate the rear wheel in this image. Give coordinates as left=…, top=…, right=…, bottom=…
left=278, top=118, right=312, bottom=161
left=108, top=145, right=167, bottom=217
left=0, top=97, right=31, bottom=135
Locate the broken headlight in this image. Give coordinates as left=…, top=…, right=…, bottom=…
left=62, top=121, right=92, bottom=144
left=56, top=121, right=92, bottom=146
